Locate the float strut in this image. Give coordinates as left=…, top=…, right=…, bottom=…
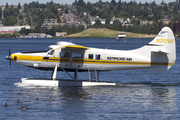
left=52, top=64, right=59, bottom=80
left=59, top=65, right=76, bottom=80
left=74, top=67, right=78, bottom=81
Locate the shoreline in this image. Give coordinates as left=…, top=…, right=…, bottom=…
left=0, top=28, right=157, bottom=39
left=64, top=28, right=156, bottom=38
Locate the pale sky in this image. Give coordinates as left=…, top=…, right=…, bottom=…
left=0, top=0, right=175, bottom=6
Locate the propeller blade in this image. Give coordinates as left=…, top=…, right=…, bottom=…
left=8, top=47, right=11, bottom=71
left=9, top=47, right=10, bottom=56
left=9, top=57, right=11, bottom=71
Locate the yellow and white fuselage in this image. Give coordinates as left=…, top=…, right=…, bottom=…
left=9, top=27, right=176, bottom=74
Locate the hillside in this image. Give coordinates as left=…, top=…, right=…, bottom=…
left=65, top=28, right=156, bottom=38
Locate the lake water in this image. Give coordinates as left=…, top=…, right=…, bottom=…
left=0, top=38, right=180, bottom=119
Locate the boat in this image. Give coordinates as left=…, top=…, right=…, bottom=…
left=116, top=32, right=126, bottom=40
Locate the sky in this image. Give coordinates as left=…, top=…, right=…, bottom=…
left=0, top=0, right=176, bottom=6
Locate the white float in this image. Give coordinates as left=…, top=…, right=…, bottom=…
left=21, top=78, right=116, bottom=87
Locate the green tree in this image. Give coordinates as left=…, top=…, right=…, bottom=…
left=127, top=5, right=133, bottom=17
left=111, top=0, right=116, bottom=6
left=117, top=0, right=122, bottom=10
left=91, top=8, right=98, bottom=16
left=86, top=2, right=92, bottom=12
left=18, top=3, right=21, bottom=9
left=65, top=8, right=69, bottom=14
left=163, top=4, right=168, bottom=12
left=4, top=16, right=17, bottom=26
left=77, top=0, right=85, bottom=6
left=33, top=15, right=39, bottom=22
left=95, top=19, right=101, bottom=25
left=5, top=2, right=8, bottom=9
left=0, top=7, right=2, bottom=19
left=73, top=0, right=78, bottom=5
left=13, top=31, right=19, bottom=37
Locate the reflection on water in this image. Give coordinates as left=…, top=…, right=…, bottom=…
left=8, top=83, right=179, bottom=119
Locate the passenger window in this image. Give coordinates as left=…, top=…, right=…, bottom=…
left=72, top=53, right=82, bottom=58
left=89, top=54, right=93, bottom=59
left=96, top=54, right=100, bottom=60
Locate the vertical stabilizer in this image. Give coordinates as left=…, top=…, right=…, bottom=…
left=148, top=27, right=176, bottom=73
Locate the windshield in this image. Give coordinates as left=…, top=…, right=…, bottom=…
left=45, top=47, right=53, bottom=52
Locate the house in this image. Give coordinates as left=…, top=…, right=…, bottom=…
left=56, top=32, right=67, bottom=37
left=0, top=31, right=14, bottom=34
left=0, top=25, right=30, bottom=31
left=42, top=19, right=59, bottom=29
left=140, top=20, right=153, bottom=25
left=27, top=33, right=46, bottom=38
left=17, top=34, right=26, bottom=38
left=110, top=17, right=124, bottom=24
left=161, top=18, right=171, bottom=25
left=46, top=34, right=52, bottom=38
left=89, top=16, right=106, bottom=25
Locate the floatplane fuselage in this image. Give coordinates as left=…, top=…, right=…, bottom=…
left=5, top=27, right=176, bottom=86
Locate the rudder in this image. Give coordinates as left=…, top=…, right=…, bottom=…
left=148, top=27, right=176, bottom=73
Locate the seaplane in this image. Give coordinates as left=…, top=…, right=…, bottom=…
left=5, top=27, right=176, bottom=86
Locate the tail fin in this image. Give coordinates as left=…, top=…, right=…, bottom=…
left=148, top=27, right=176, bottom=73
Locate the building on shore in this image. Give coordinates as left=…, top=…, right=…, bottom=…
left=0, top=31, right=14, bottom=34
left=56, top=32, right=67, bottom=37
left=0, top=25, right=30, bottom=32
left=17, top=33, right=52, bottom=38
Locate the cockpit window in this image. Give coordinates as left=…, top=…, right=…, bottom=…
left=60, top=52, right=69, bottom=58
left=48, top=50, right=54, bottom=55
left=45, top=47, right=53, bottom=52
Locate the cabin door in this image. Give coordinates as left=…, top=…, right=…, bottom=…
left=60, top=49, right=71, bottom=68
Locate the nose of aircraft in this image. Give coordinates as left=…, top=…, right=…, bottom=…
left=5, top=47, right=12, bottom=61
left=5, top=53, right=18, bottom=71
left=5, top=54, right=17, bottom=61
left=5, top=55, right=11, bottom=60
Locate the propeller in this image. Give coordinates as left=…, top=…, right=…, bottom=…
left=5, top=47, right=11, bottom=70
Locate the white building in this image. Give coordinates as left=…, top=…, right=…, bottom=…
left=140, top=20, right=153, bottom=25
left=56, top=32, right=67, bottom=37
left=90, top=16, right=106, bottom=25
left=0, top=25, right=30, bottom=31
left=110, top=17, right=124, bottom=24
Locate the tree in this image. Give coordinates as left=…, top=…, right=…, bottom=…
left=33, top=15, right=39, bottom=22
left=117, top=0, right=122, bottom=10
left=73, top=0, right=78, bottom=5
left=91, top=8, right=98, bottom=16
left=95, top=19, right=101, bottom=25
left=13, top=31, right=19, bottom=37
left=0, top=7, right=2, bottom=19
left=4, top=16, right=17, bottom=26
left=111, top=0, right=116, bottom=6
left=65, top=8, right=69, bottom=14
left=77, top=0, right=85, bottom=6
left=127, top=5, right=133, bottom=17
left=5, top=2, right=8, bottom=9
left=18, top=3, right=21, bottom=9
left=86, top=2, right=92, bottom=12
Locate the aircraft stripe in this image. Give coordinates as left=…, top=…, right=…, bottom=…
left=11, top=54, right=174, bottom=66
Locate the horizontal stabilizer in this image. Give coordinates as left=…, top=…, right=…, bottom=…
left=151, top=49, right=168, bottom=54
